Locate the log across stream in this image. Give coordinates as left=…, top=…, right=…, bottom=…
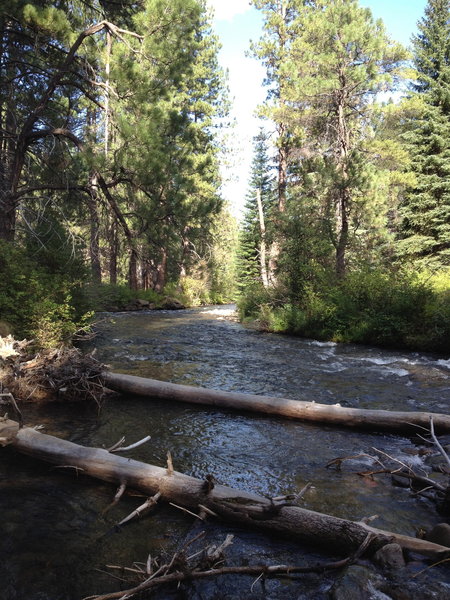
left=103, top=371, right=450, bottom=433
left=2, top=419, right=449, bottom=560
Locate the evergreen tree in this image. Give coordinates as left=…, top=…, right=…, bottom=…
left=285, top=0, right=407, bottom=276
left=101, top=0, right=227, bottom=290
left=252, top=0, right=407, bottom=279
left=398, top=0, right=450, bottom=268
left=237, top=129, right=275, bottom=291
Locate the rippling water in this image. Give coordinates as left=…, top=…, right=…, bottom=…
left=1, top=305, right=449, bottom=599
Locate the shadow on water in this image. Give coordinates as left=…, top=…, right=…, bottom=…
left=1, top=305, right=450, bottom=598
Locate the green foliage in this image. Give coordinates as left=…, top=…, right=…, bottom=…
left=1, top=0, right=228, bottom=306
left=242, top=0, right=450, bottom=352
left=176, top=277, right=210, bottom=306
left=83, top=283, right=159, bottom=311
left=0, top=240, right=91, bottom=347
left=239, top=267, right=450, bottom=353
left=237, top=283, right=274, bottom=322
left=399, top=0, right=450, bottom=267
left=237, top=128, right=276, bottom=291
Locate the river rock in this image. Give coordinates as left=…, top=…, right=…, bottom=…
left=159, top=297, right=185, bottom=310
left=424, top=523, right=450, bottom=547
left=329, top=565, right=386, bottom=600
left=391, top=473, right=410, bottom=488
left=373, top=543, right=406, bottom=570
left=136, top=299, right=151, bottom=308
left=385, top=580, right=450, bottom=600
left=123, top=299, right=154, bottom=311
left=424, top=454, right=450, bottom=474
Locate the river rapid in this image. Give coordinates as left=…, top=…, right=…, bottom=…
left=1, top=304, right=450, bottom=599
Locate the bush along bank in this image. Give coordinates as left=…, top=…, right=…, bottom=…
left=237, top=269, right=450, bottom=354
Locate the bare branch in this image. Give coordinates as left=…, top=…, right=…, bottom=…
left=110, top=435, right=151, bottom=453
left=429, top=416, right=450, bottom=469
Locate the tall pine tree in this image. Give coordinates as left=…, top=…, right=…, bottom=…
left=237, top=128, right=275, bottom=290
left=399, top=0, right=450, bottom=268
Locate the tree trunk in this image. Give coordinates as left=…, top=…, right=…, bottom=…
left=0, top=20, right=18, bottom=242
left=2, top=420, right=448, bottom=559
left=155, top=247, right=167, bottom=293
left=102, top=372, right=450, bottom=434
left=335, top=85, right=350, bottom=278
left=129, top=248, right=138, bottom=291
left=256, top=188, right=269, bottom=288
left=87, top=173, right=102, bottom=284
left=336, top=192, right=349, bottom=278
left=108, top=218, right=119, bottom=285
left=103, top=30, right=112, bottom=156
left=97, top=173, right=138, bottom=290
left=0, top=195, right=16, bottom=241
left=278, top=124, right=288, bottom=215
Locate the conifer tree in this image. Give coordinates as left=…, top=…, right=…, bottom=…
left=399, top=0, right=450, bottom=268
left=237, top=128, right=275, bottom=290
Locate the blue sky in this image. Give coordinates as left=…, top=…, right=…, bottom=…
left=207, top=0, right=428, bottom=216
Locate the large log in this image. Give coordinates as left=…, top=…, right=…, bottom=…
left=3, top=419, right=449, bottom=559
left=103, top=372, right=450, bottom=433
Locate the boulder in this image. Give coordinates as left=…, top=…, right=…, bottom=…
left=424, top=523, right=450, bottom=547
left=329, top=565, right=385, bottom=600
left=373, top=543, right=406, bottom=570
left=136, top=299, right=151, bottom=308
left=159, top=297, right=185, bottom=310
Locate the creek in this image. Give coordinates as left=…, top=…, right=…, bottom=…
left=1, top=304, right=450, bottom=599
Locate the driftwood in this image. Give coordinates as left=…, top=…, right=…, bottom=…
left=0, top=339, right=109, bottom=405
left=2, top=419, right=449, bottom=559
left=103, top=372, right=450, bottom=433
left=85, top=531, right=374, bottom=600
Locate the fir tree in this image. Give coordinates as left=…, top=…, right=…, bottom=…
left=237, top=128, right=275, bottom=290
left=399, top=0, right=450, bottom=268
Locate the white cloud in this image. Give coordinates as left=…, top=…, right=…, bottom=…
left=207, top=0, right=251, bottom=22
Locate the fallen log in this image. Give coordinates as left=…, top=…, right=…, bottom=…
left=103, top=372, right=450, bottom=433
left=3, top=419, right=449, bottom=559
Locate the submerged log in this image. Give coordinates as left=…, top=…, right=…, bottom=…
left=103, top=372, right=450, bottom=433
left=3, top=419, right=449, bottom=559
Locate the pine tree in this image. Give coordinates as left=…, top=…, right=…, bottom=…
left=286, top=0, right=407, bottom=276
left=252, top=0, right=407, bottom=279
left=95, top=0, right=227, bottom=289
left=237, top=128, right=275, bottom=290
left=398, top=0, right=450, bottom=268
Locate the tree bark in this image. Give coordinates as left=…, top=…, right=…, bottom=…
left=87, top=173, right=102, bottom=284
left=2, top=420, right=448, bottom=559
left=256, top=188, right=269, bottom=288
left=102, top=372, right=450, bottom=434
left=155, top=247, right=167, bottom=293
left=335, top=81, right=350, bottom=278
left=97, top=173, right=138, bottom=290
left=108, top=218, right=119, bottom=285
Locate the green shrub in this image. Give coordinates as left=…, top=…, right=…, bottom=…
left=0, top=240, right=91, bottom=347
left=236, top=283, right=274, bottom=321
left=237, top=266, right=450, bottom=353
left=175, top=278, right=211, bottom=307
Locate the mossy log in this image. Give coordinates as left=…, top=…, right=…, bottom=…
left=2, top=419, right=449, bottom=559
left=103, top=372, right=450, bottom=433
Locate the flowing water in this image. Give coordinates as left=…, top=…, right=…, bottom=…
left=1, top=305, right=450, bottom=599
